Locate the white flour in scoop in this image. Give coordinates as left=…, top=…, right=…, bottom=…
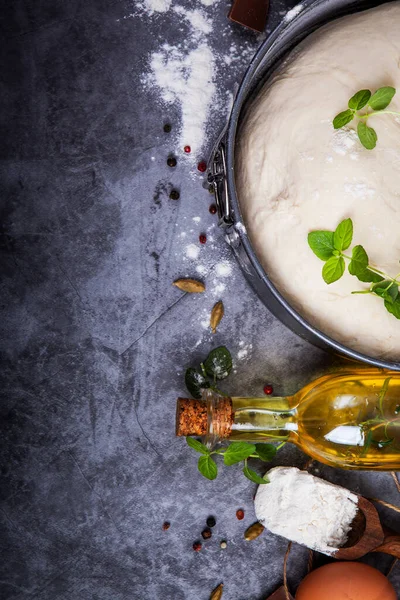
left=254, top=467, right=359, bottom=555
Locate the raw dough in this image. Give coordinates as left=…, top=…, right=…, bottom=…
left=237, top=2, right=400, bottom=360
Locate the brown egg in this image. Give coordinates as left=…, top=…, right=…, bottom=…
left=296, top=561, right=397, bottom=600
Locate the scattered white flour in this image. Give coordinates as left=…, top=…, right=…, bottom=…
left=173, top=6, right=212, bottom=37
left=344, top=181, right=375, bottom=198
left=193, top=216, right=201, bottom=223
left=284, top=3, right=304, bottom=22
left=255, top=467, right=359, bottom=556
left=215, top=261, right=232, bottom=277
left=200, top=0, right=218, bottom=5
left=137, top=0, right=172, bottom=15
left=331, top=127, right=359, bottom=155
left=185, top=244, right=200, bottom=260
left=195, top=264, right=207, bottom=275
left=213, top=282, right=226, bottom=296
left=148, top=43, right=215, bottom=155
left=237, top=341, right=252, bottom=360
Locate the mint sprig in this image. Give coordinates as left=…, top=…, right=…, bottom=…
left=186, top=438, right=277, bottom=483
left=308, top=218, right=400, bottom=319
left=185, top=346, right=232, bottom=399
left=333, top=86, right=399, bottom=149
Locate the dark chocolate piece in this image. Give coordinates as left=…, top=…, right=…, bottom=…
left=228, top=0, right=269, bottom=33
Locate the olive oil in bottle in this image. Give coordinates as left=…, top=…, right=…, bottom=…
left=176, top=370, right=400, bottom=470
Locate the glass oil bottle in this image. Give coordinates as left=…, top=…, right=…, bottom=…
left=176, top=370, right=400, bottom=470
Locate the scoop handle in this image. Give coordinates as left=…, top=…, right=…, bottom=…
left=373, top=529, right=400, bottom=559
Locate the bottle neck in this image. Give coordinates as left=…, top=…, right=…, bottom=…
left=204, top=390, right=297, bottom=445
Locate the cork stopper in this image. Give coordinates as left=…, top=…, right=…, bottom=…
left=176, top=397, right=208, bottom=436
left=176, top=394, right=234, bottom=438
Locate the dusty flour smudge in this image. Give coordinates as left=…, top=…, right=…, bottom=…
left=146, top=43, right=215, bottom=156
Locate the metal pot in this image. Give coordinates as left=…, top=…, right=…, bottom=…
left=209, top=0, right=400, bottom=370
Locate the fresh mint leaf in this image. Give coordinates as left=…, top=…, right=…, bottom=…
left=354, top=268, right=384, bottom=284
left=322, top=256, right=345, bottom=284
left=333, top=109, right=354, bottom=129
left=368, top=86, right=396, bottom=111
left=348, top=89, right=371, bottom=110
left=371, top=280, right=399, bottom=303
left=243, top=464, right=269, bottom=485
left=307, top=231, right=335, bottom=261
left=185, top=367, right=210, bottom=399
left=333, top=218, right=353, bottom=251
left=255, top=444, right=277, bottom=462
left=198, top=455, right=218, bottom=480
left=204, top=346, right=232, bottom=380
left=223, top=442, right=256, bottom=466
left=357, top=121, right=377, bottom=150
left=348, top=244, right=369, bottom=277
left=186, top=436, right=209, bottom=455
left=384, top=296, right=400, bottom=319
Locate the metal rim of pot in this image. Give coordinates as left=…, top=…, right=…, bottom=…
left=208, top=0, right=400, bottom=371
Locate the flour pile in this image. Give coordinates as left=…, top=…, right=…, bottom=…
left=254, top=467, right=359, bottom=556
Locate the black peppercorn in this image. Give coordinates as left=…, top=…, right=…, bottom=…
left=206, top=516, right=216, bottom=528
left=169, top=189, right=180, bottom=200
left=167, top=156, right=177, bottom=167
left=163, top=123, right=171, bottom=133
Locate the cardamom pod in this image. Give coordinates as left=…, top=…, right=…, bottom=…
left=210, top=583, right=223, bottom=600
left=173, top=278, right=205, bottom=293
left=244, top=521, right=265, bottom=541
left=210, top=300, right=224, bottom=333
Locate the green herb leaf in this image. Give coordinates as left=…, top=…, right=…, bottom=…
left=186, top=436, right=209, bottom=455
left=362, top=429, right=373, bottom=456
left=255, top=443, right=277, bottom=462
left=198, top=454, right=218, bottom=480
left=354, top=269, right=384, bottom=284
left=307, top=231, right=335, bottom=261
left=204, top=346, right=232, bottom=380
left=322, top=256, right=345, bottom=284
left=373, top=437, right=394, bottom=448
left=371, top=280, right=399, bottom=303
left=348, top=89, right=371, bottom=110
left=243, top=464, right=269, bottom=485
left=223, top=442, right=256, bottom=466
left=368, top=86, right=396, bottom=111
left=333, top=218, right=353, bottom=251
left=384, top=296, right=400, bottom=319
left=348, top=244, right=368, bottom=277
left=348, top=245, right=385, bottom=283
left=357, top=121, right=377, bottom=150
left=185, top=367, right=210, bottom=399
left=333, top=109, right=354, bottom=129
left=378, top=377, right=391, bottom=416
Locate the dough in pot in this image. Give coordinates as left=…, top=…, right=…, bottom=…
left=237, top=1, right=400, bottom=360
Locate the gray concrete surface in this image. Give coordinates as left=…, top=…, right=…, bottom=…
left=1, top=0, right=399, bottom=598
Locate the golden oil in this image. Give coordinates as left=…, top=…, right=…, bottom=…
left=228, top=370, right=400, bottom=470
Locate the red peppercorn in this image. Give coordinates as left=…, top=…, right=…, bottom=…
left=263, top=384, right=273, bottom=395
left=236, top=509, right=245, bottom=520
left=193, top=541, right=202, bottom=552
left=162, top=521, right=170, bottom=531
left=197, top=161, right=207, bottom=173
left=209, top=204, right=217, bottom=215
left=184, top=145, right=191, bottom=153
left=199, top=234, right=207, bottom=244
